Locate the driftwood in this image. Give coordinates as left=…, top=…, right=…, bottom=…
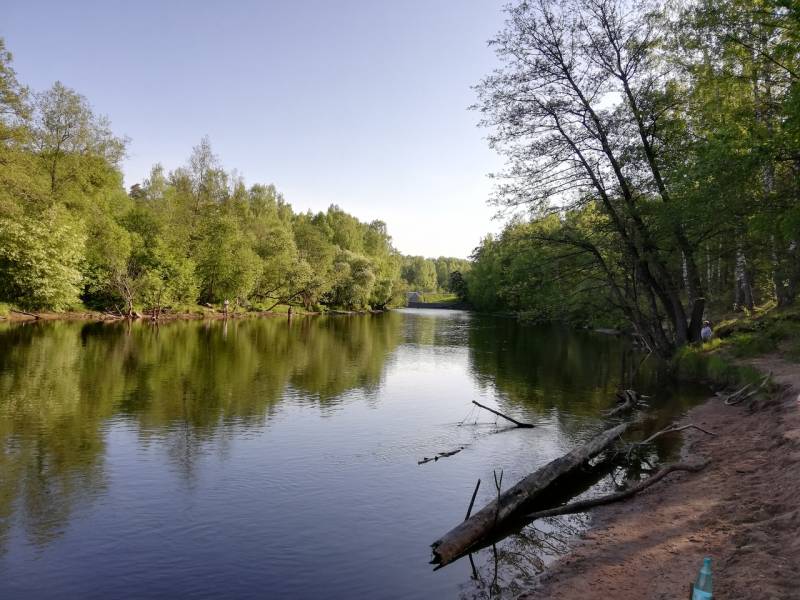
left=10, top=309, right=40, bottom=320
left=419, top=447, right=466, bottom=465
left=625, top=423, right=716, bottom=459
left=472, top=400, right=535, bottom=428
left=604, top=389, right=642, bottom=418
left=523, top=461, right=709, bottom=521
left=725, top=373, right=771, bottom=406
left=430, top=422, right=628, bottom=567
left=638, top=423, right=716, bottom=445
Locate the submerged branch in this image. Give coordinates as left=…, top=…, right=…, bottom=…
left=523, top=461, right=709, bottom=521
left=472, top=401, right=535, bottom=428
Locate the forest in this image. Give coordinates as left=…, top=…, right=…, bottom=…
left=3, top=0, right=800, bottom=361
left=462, top=0, right=800, bottom=356
left=0, top=39, right=468, bottom=316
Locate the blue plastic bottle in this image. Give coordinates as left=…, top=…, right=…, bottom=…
left=692, top=557, right=713, bottom=600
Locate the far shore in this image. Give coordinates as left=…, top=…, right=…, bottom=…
left=0, top=306, right=394, bottom=324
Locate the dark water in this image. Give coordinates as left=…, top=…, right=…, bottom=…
left=0, top=309, right=705, bottom=599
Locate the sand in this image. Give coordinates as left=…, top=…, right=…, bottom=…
left=521, top=355, right=800, bottom=600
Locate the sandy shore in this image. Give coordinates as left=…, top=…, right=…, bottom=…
left=522, top=355, right=800, bottom=599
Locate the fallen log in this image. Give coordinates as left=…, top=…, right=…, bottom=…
left=523, top=461, right=709, bottom=521
left=604, top=389, right=642, bottom=418
left=430, top=422, right=628, bottom=567
left=471, top=400, right=534, bottom=428
left=10, top=309, right=40, bottom=320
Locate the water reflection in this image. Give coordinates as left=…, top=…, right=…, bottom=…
left=0, top=315, right=404, bottom=555
left=0, top=311, right=705, bottom=599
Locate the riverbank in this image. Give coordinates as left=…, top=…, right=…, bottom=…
left=523, top=354, right=800, bottom=599
left=0, top=306, right=392, bottom=323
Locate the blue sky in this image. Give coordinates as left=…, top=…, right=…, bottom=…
left=4, top=1, right=508, bottom=258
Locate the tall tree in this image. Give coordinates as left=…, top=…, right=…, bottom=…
left=475, top=0, right=714, bottom=353
left=32, top=81, right=125, bottom=200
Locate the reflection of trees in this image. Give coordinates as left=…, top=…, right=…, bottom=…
left=468, top=319, right=625, bottom=418
left=403, top=309, right=472, bottom=348
left=0, top=314, right=403, bottom=552
left=467, top=318, right=700, bottom=427
left=288, top=314, right=402, bottom=401
left=0, top=324, right=108, bottom=554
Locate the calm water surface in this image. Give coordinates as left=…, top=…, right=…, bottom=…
left=0, top=309, right=705, bottom=599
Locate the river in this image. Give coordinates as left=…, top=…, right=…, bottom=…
left=0, top=309, right=706, bottom=599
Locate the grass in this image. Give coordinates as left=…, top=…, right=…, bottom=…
left=673, top=344, right=764, bottom=388
left=674, top=304, right=800, bottom=386
left=718, top=306, right=800, bottom=359
left=418, top=292, right=459, bottom=304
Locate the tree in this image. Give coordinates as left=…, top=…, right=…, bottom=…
left=0, top=38, right=29, bottom=144
left=195, top=213, right=261, bottom=303
left=0, top=38, right=42, bottom=218
left=32, top=81, right=126, bottom=200
left=402, top=256, right=437, bottom=291
left=0, top=206, right=85, bottom=309
left=449, top=271, right=468, bottom=302
left=475, top=0, right=714, bottom=354
left=328, top=250, right=376, bottom=309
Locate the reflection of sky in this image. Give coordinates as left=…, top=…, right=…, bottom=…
left=0, top=313, right=706, bottom=599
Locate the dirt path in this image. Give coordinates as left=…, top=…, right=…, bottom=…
left=522, top=356, right=800, bottom=599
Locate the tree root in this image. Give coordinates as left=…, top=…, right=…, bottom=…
left=523, top=461, right=709, bottom=521
left=725, top=373, right=772, bottom=406
left=624, top=423, right=716, bottom=459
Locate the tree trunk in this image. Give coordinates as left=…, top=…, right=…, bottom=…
left=430, top=422, right=628, bottom=567
left=735, top=248, right=755, bottom=311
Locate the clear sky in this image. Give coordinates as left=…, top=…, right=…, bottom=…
left=3, top=0, right=509, bottom=259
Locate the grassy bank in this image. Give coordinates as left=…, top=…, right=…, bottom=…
left=673, top=305, right=800, bottom=388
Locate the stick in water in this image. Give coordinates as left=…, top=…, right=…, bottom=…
left=472, top=400, right=534, bottom=428
left=465, top=479, right=481, bottom=521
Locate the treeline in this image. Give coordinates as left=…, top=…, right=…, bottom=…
left=401, top=255, right=470, bottom=293
left=463, top=0, right=800, bottom=355
left=0, top=40, right=465, bottom=315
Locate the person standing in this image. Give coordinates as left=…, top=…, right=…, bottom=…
left=701, top=320, right=713, bottom=342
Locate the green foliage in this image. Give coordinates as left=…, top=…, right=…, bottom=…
left=0, top=206, right=85, bottom=309
left=449, top=271, right=468, bottom=301
left=465, top=0, right=800, bottom=352
left=401, top=256, right=437, bottom=291
left=464, top=214, right=625, bottom=327
left=0, top=38, right=444, bottom=315
left=673, top=344, right=764, bottom=387
left=195, top=213, right=261, bottom=303
left=419, top=292, right=458, bottom=304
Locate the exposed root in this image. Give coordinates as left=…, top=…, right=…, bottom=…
left=523, top=461, right=709, bottom=521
